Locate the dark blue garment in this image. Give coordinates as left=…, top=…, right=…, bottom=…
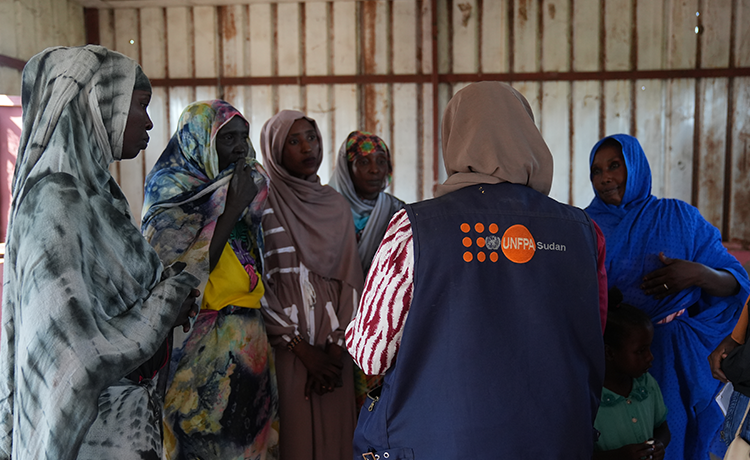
left=585, top=134, right=750, bottom=460
left=353, top=183, right=604, bottom=459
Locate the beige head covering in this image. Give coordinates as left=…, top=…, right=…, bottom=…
left=435, top=81, right=554, bottom=197
left=260, top=110, right=363, bottom=289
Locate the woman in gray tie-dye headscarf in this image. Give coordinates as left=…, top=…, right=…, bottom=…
left=0, top=45, right=199, bottom=460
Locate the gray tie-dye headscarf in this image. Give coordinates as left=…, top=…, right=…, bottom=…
left=0, top=45, right=197, bottom=460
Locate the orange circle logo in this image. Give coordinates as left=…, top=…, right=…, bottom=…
left=477, top=251, right=486, bottom=262
left=462, top=237, right=472, bottom=247
left=463, top=251, right=473, bottom=262
left=460, top=223, right=470, bottom=233
left=501, top=224, right=536, bottom=264
left=489, top=223, right=499, bottom=234
left=475, top=223, right=485, bottom=233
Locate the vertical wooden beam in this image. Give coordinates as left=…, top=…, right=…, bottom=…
left=431, top=0, right=439, bottom=192
left=84, top=8, right=100, bottom=45
left=722, top=0, right=738, bottom=239
left=691, top=0, right=704, bottom=207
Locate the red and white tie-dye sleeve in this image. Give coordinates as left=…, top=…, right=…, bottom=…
left=346, top=209, right=414, bottom=376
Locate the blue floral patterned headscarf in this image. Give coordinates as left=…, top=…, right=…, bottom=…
left=141, top=100, right=268, bottom=289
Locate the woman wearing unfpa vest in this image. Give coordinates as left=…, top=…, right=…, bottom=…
left=346, top=81, right=608, bottom=459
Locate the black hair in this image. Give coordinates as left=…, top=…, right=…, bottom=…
left=603, top=287, right=653, bottom=348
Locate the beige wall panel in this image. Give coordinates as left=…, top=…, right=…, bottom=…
left=636, top=1, right=665, bottom=70
left=250, top=86, right=273, bottom=153
left=113, top=9, right=145, bottom=217
left=422, top=0, right=433, bottom=75
left=664, top=79, right=695, bottom=202
left=542, top=0, right=569, bottom=72
left=220, top=5, right=244, bottom=78
left=249, top=4, right=272, bottom=77
left=305, top=2, right=329, bottom=76
left=437, top=0, right=450, bottom=73
left=513, top=82, right=540, bottom=128
left=333, top=83, right=358, bottom=152
left=572, top=0, right=599, bottom=72
left=667, top=0, right=697, bottom=69
left=114, top=9, right=140, bottom=60
left=16, top=0, right=40, bottom=60
left=392, top=83, right=418, bottom=204
left=452, top=0, right=477, bottom=73
left=169, top=86, right=193, bottom=134
left=604, top=0, right=631, bottom=71
left=36, top=0, right=55, bottom=51
left=436, top=83, right=452, bottom=184
left=542, top=81, right=571, bottom=203
left=333, top=2, right=357, bottom=75
left=277, top=3, right=300, bottom=76
left=513, top=0, right=539, bottom=72
left=635, top=79, right=666, bottom=198
left=393, top=0, right=417, bottom=75
left=167, top=7, right=193, bottom=78
left=307, top=84, right=333, bottom=182
left=696, top=78, right=728, bottom=228
left=0, top=1, right=20, bottom=95
left=99, top=9, right=115, bottom=50
left=144, top=87, right=169, bottom=176
left=194, top=6, right=217, bottom=78
left=571, top=81, right=600, bottom=207
left=196, top=86, right=218, bottom=101
left=421, top=83, right=435, bottom=199
left=68, top=2, right=86, bottom=47
left=700, top=0, right=731, bottom=68
left=738, top=0, right=750, bottom=67
left=223, top=86, right=246, bottom=118
left=52, top=0, right=70, bottom=47
left=481, top=0, right=508, bottom=73
left=140, top=12, right=169, bottom=191
left=278, top=85, right=303, bottom=112
left=604, top=80, right=630, bottom=136
left=729, top=77, right=750, bottom=242
left=141, top=8, right=166, bottom=79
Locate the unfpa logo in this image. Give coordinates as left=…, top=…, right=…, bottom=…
left=461, top=223, right=536, bottom=264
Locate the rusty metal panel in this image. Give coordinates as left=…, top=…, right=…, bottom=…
left=729, top=77, right=750, bottom=243
left=71, top=0, right=749, bottom=242
left=0, top=0, right=85, bottom=95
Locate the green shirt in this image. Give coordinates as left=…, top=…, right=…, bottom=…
left=594, top=372, right=668, bottom=451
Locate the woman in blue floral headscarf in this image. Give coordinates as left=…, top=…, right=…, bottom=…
left=585, top=133, right=749, bottom=460
left=142, top=100, right=279, bottom=459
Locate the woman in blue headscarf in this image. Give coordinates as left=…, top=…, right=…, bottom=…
left=585, top=134, right=749, bottom=460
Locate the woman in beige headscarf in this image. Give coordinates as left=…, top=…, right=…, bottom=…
left=259, top=110, right=364, bottom=460
left=346, top=82, right=608, bottom=458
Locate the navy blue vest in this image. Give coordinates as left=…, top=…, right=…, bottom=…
left=353, top=183, right=604, bottom=459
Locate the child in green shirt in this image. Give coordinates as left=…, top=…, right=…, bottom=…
left=594, top=289, right=671, bottom=459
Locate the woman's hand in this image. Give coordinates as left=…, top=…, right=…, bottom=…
left=650, top=439, right=666, bottom=460
left=593, top=442, right=658, bottom=460
left=225, top=162, right=259, bottom=218
left=709, top=334, right=741, bottom=382
left=174, top=288, right=200, bottom=332
left=641, top=252, right=740, bottom=299
left=291, top=341, right=343, bottom=399
left=641, top=252, right=704, bottom=299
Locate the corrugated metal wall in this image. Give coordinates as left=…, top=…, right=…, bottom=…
left=4, top=0, right=750, bottom=244
left=0, top=0, right=86, bottom=95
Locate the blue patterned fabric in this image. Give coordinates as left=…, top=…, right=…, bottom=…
left=585, top=134, right=750, bottom=460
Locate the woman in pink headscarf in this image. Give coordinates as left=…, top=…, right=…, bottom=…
left=259, top=110, right=364, bottom=460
